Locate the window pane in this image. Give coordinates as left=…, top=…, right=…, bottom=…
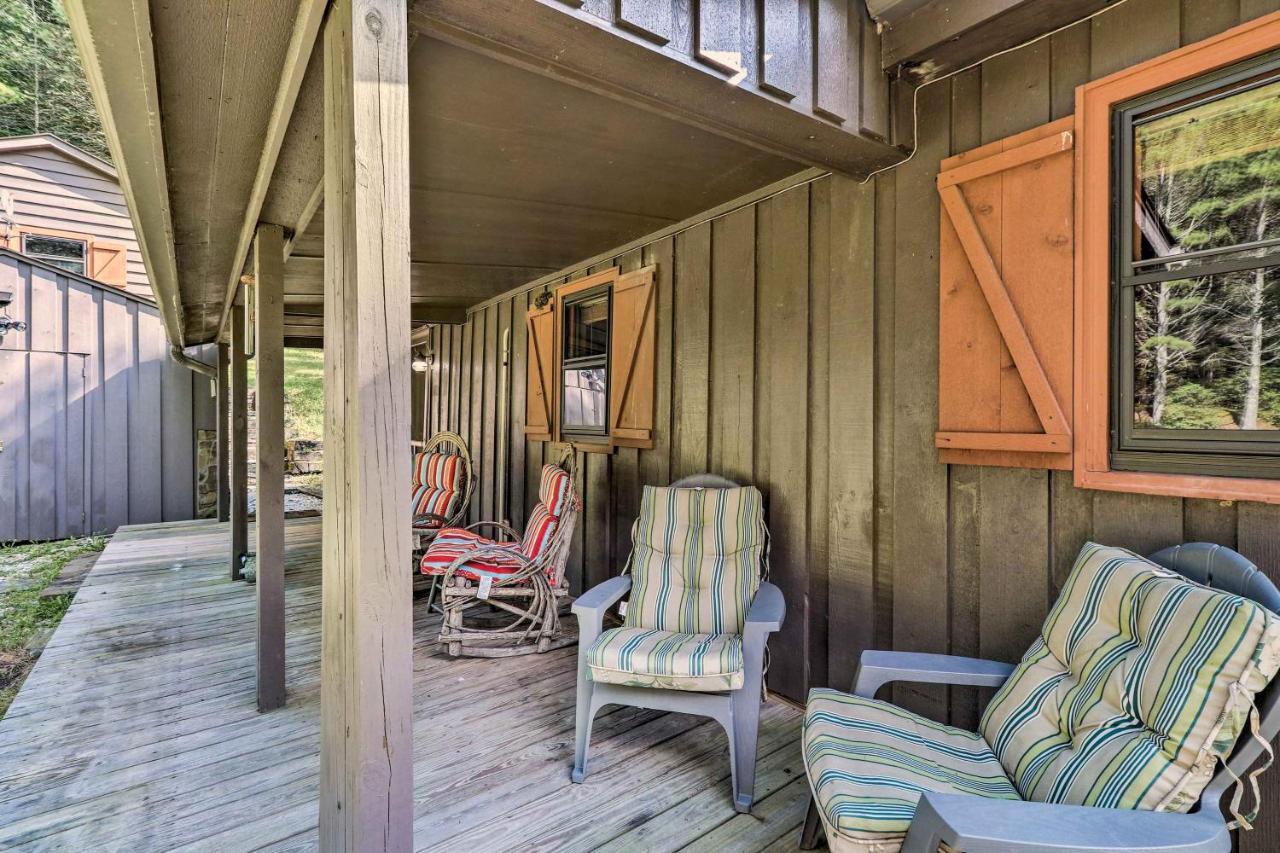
left=23, top=235, right=86, bottom=260
left=563, top=367, right=607, bottom=430
left=564, top=294, right=609, bottom=360
left=1133, top=75, right=1280, bottom=261
left=1132, top=267, right=1280, bottom=430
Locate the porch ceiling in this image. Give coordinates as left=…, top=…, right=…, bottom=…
left=69, top=0, right=807, bottom=348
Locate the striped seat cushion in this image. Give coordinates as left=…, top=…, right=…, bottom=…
left=624, top=485, right=766, bottom=635
left=410, top=451, right=463, bottom=524
left=587, top=627, right=744, bottom=692
left=981, top=542, right=1280, bottom=812
left=419, top=528, right=526, bottom=580
left=803, top=690, right=1020, bottom=853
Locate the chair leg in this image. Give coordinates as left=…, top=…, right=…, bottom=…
left=729, top=683, right=762, bottom=814
left=799, top=795, right=824, bottom=849
left=571, top=661, right=595, bottom=783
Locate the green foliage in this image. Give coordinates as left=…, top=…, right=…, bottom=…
left=247, top=348, right=325, bottom=444
left=1160, top=383, right=1226, bottom=429
left=0, top=0, right=107, bottom=158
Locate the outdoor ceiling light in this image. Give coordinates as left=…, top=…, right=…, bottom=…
left=0, top=290, right=25, bottom=343
left=411, top=356, right=429, bottom=373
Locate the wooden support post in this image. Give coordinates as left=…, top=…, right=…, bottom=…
left=255, top=223, right=287, bottom=712
left=230, top=302, right=249, bottom=581
left=216, top=343, right=231, bottom=523
left=319, top=0, right=414, bottom=848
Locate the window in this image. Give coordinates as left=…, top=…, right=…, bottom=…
left=1111, top=51, right=1280, bottom=479
left=22, top=234, right=88, bottom=275
left=560, top=286, right=610, bottom=438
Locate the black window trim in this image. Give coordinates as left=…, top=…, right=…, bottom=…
left=559, top=282, right=611, bottom=441
left=1110, top=48, right=1280, bottom=480
left=21, top=232, right=88, bottom=275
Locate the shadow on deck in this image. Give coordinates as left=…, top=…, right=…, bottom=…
left=0, top=518, right=808, bottom=851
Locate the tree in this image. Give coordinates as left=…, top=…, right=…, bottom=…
left=0, top=0, right=107, bottom=159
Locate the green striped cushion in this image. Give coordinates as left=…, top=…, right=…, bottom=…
left=624, top=485, right=766, bottom=635
left=804, top=689, right=1020, bottom=852
left=587, top=627, right=744, bottom=691
left=980, top=542, right=1280, bottom=812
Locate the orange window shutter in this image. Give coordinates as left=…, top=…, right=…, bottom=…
left=525, top=301, right=555, bottom=441
left=936, top=116, right=1075, bottom=470
left=608, top=265, right=656, bottom=448
left=91, top=241, right=128, bottom=287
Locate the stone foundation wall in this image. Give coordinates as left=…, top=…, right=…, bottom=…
left=196, top=429, right=218, bottom=519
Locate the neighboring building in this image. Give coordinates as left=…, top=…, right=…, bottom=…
left=0, top=134, right=150, bottom=299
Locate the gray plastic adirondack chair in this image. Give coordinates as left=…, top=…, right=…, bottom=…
left=570, top=474, right=786, bottom=813
left=800, top=542, right=1280, bottom=853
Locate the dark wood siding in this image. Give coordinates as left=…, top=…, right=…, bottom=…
left=425, top=1, right=1280, bottom=842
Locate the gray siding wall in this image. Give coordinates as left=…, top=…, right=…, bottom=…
left=0, top=146, right=150, bottom=297
left=0, top=250, right=212, bottom=539
left=423, top=1, right=1280, bottom=844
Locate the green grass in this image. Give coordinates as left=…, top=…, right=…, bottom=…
left=248, top=347, right=325, bottom=443
left=0, top=536, right=107, bottom=718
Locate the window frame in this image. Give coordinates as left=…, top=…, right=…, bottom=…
left=558, top=282, right=612, bottom=440
left=21, top=232, right=89, bottom=276
left=1109, top=49, right=1280, bottom=480
left=1075, top=11, right=1280, bottom=505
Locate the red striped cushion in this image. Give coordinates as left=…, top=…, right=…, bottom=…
left=520, top=504, right=559, bottom=559
left=412, top=485, right=459, bottom=520
left=413, top=451, right=463, bottom=491
left=538, top=465, right=574, bottom=518
left=419, top=528, right=526, bottom=579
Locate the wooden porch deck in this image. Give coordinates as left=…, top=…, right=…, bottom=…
left=0, top=519, right=808, bottom=851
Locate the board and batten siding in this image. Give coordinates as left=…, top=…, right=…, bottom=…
left=0, top=250, right=213, bottom=539
left=0, top=145, right=150, bottom=296
left=421, top=2, right=1280, bottom=844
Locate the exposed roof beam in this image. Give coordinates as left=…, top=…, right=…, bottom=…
left=408, top=0, right=905, bottom=177
left=281, top=256, right=555, bottom=301
left=63, top=0, right=184, bottom=347
left=215, top=0, right=328, bottom=344
left=882, top=0, right=1117, bottom=81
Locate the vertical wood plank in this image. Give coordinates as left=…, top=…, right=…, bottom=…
left=0, top=353, right=23, bottom=541
left=814, top=0, right=849, bottom=122
left=1183, top=499, right=1238, bottom=549
left=101, top=295, right=130, bottom=535
left=891, top=81, right=950, bottom=720
left=760, top=0, right=803, bottom=100
left=510, top=294, right=529, bottom=528
left=216, top=344, right=231, bottom=522
left=1089, top=0, right=1180, bottom=78
left=639, top=238, right=674, bottom=490
left=709, top=208, right=755, bottom=483
left=1091, top=492, right=1184, bottom=554
left=826, top=174, right=877, bottom=693
left=1049, top=470, right=1093, bottom=596
left=1049, top=22, right=1091, bottom=122
left=872, top=170, right=896, bottom=655
left=611, top=249, right=644, bottom=573
left=672, top=223, right=711, bottom=479
left=1238, top=499, right=1280, bottom=853
left=231, top=301, right=249, bottom=580
left=27, top=351, right=56, bottom=542
left=495, top=299, right=512, bottom=522
left=158, top=316, right=193, bottom=522
left=1180, top=0, right=1239, bottom=44
left=696, top=0, right=744, bottom=74
left=253, top=223, right=287, bottom=713
left=63, top=354, right=87, bottom=538
left=482, top=306, right=498, bottom=521
left=617, top=0, right=672, bottom=44
left=755, top=184, right=810, bottom=703
left=66, top=282, right=101, bottom=534
left=807, top=179, right=832, bottom=692
left=470, top=316, right=485, bottom=522
left=318, top=0, right=414, bottom=847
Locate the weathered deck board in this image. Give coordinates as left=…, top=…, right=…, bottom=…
left=0, top=518, right=806, bottom=851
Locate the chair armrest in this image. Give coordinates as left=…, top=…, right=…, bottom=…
left=903, top=792, right=1230, bottom=853
left=572, top=575, right=631, bottom=631
left=465, top=520, right=521, bottom=542
left=853, top=650, right=1014, bottom=698
left=744, top=582, right=785, bottom=635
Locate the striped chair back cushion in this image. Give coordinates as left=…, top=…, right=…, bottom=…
left=538, top=464, right=574, bottom=518
left=980, top=542, right=1280, bottom=812
left=623, top=485, right=766, bottom=635
left=516, top=464, right=575, bottom=567
left=520, top=504, right=559, bottom=560
left=410, top=451, right=464, bottom=522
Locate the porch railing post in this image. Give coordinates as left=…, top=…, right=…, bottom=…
left=230, top=300, right=249, bottom=581
left=254, top=222, right=287, bottom=713
left=216, top=342, right=231, bottom=523
left=318, top=0, right=415, bottom=848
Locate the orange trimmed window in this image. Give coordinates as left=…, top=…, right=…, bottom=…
left=1076, top=12, right=1280, bottom=504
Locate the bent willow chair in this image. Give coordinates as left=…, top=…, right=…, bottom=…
left=571, top=475, right=785, bottom=813
left=419, top=448, right=578, bottom=656
left=410, top=431, right=473, bottom=555
left=799, top=542, right=1280, bottom=853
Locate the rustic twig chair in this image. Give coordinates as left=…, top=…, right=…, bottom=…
left=570, top=474, right=785, bottom=813
left=799, top=542, right=1280, bottom=853
left=419, top=446, right=578, bottom=656
left=410, top=431, right=473, bottom=557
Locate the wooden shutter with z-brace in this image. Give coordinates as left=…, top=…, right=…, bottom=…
left=609, top=265, right=656, bottom=448
left=935, top=117, right=1075, bottom=470
left=91, top=241, right=128, bottom=287
left=525, top=299, right=555, bottom=441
